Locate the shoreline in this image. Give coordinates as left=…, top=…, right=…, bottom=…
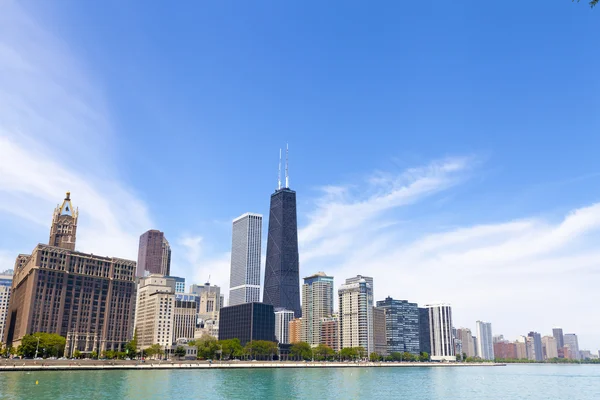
left=0, top=361, right=505, bottom=372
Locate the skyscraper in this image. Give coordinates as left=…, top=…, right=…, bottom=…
left=564, top=333, right=580, bottom=360
left=4, top=193, right=137, bottom=356
left=338, top=278, right=374, bottom=354
left=137, top=230, right=171, bottom=277
left=552, top=327, right=564, bottom=349
left=476, top=321, right=495, bottom=360
left=375, top=297, right=420, bottom=355
left=418, top=307, right=431, bottom=355
left=372, top=306, right=388, bottom=356
left=456, top=328, right=476, bottom=357
left=274, top=309, right=294, bottom=344
left=0, top=271, right=12, bottom=343
left=229, top=213, right=262, bottom=306
left=527, top=331, right=543, bottom=361
left=542, top=336, right=559, bottom=359
left=426, top=303, right=455, bottom=361
left=263, top=147, right=301, bottom=317
left=218, top=302, right=275, bottom=346
left=301, top=272, right=334, bottom=346
left=135, top=275, right=176, bottom=349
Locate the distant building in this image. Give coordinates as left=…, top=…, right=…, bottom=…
left=418, top=307, right=431, bottom=355
left=173, top=297, right=197, bottom=342
left=527, top=332, right=543, bottom=361
left=289, top=318, right=302, bottom=344
left=425, top=304, right=455, bottom=361
left=372, top=306, right=387, bottom=356
left=137, top=230, right=171, bottom=277
left=456, top=328, right=476, bottom=358
left=542, top=336, right=559, bottom=359
left=218, top=302, right=275, bottom=346
left=339, top=278, right=374, bottom=354
left=301, top=272, right=334, bottom=346
left=515, top=336, right=527, bottom=359
left=552, top=327, right=564, bottom=350
left=563, top=334, right=580, bottom=360
left=0, top=272, right=12, bottom=343
left=476, top=321, right=494, bottom=360
left=494, top=341, right=517, bottom=359
left=135, top=275, right=176, bottom=349
left=580, top=350, right=592, bottom=360
left=169, top=276, right=185, bottom=294
left=198, top=288, right=221, bottom=322
left=4, top=193, right=136, bottom=357
left=274, top=309, right=294, bottom=344
left=229, top=213, right=262, bottom=306
left=320, top=315, right=339, bottom=351
left=376, top=297, right=420, bottom=355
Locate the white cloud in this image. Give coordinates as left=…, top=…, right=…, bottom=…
left=0, top=2, right=150, bottom=261
left=299, top=160, right=600, bottom=351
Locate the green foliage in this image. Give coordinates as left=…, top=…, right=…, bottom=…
left=389, top=352, right=403, bottom=361
left=144, top=344, right=164, bottom=359
left=90, top=351, right=98, bottom=359
left=16, top=332, right=66, bottom=358
left=73, top=350, right=81, bottom=359
left=402, top=352, right=417, bottom=362
left=124, top=329, right=138, bottom=358
left=244, top=340, right=278, bottom=360
left=290, top=342, right=312, bottom=360
left=196, top=334, right=218, bottom=359
left=218, top=338, right=243, bottom=360
left=369, top=352, right=382, bottom=362
left=575, top=0, right=598, bottom=9
left=314, top=344, right=335, bottom=361
left=419, top=352, right=430, bottom=362
left=340, top=347, right=365, bottom=361
left=174, top=346, right=186, bottom=358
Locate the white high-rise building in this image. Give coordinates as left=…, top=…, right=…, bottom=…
left=476, top=321, right=494, bottom=360
left=301, top=272, right=334, bottom=346
left=426, top=303, right=455, bottom=361
left=275, top=309, right=295, bottom=344
left=0, top=271, right=13, bottom=343
left=229, top=213, right=262, bottom=306
left=134, top=275, right=176, bottom=349
left=338, top=277, right=373, bottom=354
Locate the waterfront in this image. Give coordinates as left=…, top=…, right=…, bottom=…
left=0, top=365, right=598, bottom=400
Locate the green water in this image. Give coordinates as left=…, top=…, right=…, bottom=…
left=0, top=365, right=598, bottom=399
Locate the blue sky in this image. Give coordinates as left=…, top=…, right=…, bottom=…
left=1, top=1, right=598, bottom=349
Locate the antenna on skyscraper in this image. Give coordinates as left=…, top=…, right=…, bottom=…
left=278, top=148, right=282, bottom=190
left=285, top=143, right=289, bottom=188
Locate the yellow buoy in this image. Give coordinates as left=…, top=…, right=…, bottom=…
left=36, top=380, right=39, bottom=385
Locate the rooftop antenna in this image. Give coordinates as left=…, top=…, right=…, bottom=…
left=285, top=143, right=289, bottom=188
left=278, top=148, right=282, bottom=190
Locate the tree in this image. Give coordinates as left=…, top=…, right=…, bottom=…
left=218, top=339, right=243, bottom=360
left=290, top=342, right=312, bottom=361
left=174, top=346, right=186, bottom=359
left=402, top=352, right=416, bottom=362
left=90, top=351, right=98, bottom=360
left=196, top=334, right=218, bottom=360
left=73, top=350, right=81, bottom=359
left=369, top=352, right=382, bottom=362
left=124, top=329, right=138, bottom=358
left=390, top=352, right=403, bottom=362
left=147, top=344, right=164, bottom=360
left=314, top=344, right=335, bottom=361
left=244, top=340, right=278, bottom=360
left=419, top=352, right=430, bottom=362
left=575, top=0, right=598, bottom=8
left=17, top=332, right=66, bottom=358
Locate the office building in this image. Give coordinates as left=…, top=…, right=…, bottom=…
left=137, top=230, right=171, bottom=277
left=3, top=193, right=136, bottom=356
left=579, top=350, right=592, bottom=360
left=320, top=315, right=339, bottom=351
left=198, top=288, right=221, bottom=322
left=301, top=272, right=334, bottom=346
left=425, top=304, right=455, bottom=361
left=0, top=271, right=12, bottom=343
left=372, top=306, right=387, bottom=356
left=542, top=336, right=558, bottom=359
left=274, top=308, right=294, bottom=344
left=494, top=340, right=517, bottom=359
left=218, top=302, right=275, bottom=346
left=229, top=213, right=262, bottom=306
left=169, top=276, right=185, bottom=294
left=418, top=307, right=431, bottom=355
left=564, top=333, right=580, bottom=360
left=135, top=275, right=176, bottom=349
left=173, top=297, right=197, bottom=342
left=552, top=327, right=564, bottom=350
left=376, top=297, right=420, bottom=355
left=456, top=328, right=476, bottom=358
left=527, top=332, right=543, bottom=361
left=476, top=321, right=494, bottom=360
left=263, top=148, right=301, bottom=317
left=289, top=318, right=302, bottom=344
left=338, top=278, right=373, bottom=353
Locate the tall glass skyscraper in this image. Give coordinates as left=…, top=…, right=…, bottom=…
left=476, top=320, right=495, bottom=360
left=229, top=213, right=262, bottom=306
left=376, top=297, right=420, bottom=355
left=263, top=163, right=301, bottom=317
left=301, top=272, right=334, bottom=345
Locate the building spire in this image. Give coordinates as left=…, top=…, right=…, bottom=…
left=278, top=148, right=282, bottom=190
left=285, top=143, right=289, bottom=188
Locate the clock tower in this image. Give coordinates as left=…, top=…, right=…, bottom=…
left=49, top=192, right=78, bottom=251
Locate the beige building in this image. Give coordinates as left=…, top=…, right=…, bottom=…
left=338, top=279, right=374, bottom=354
left=198, top=289, right=220, bottom=321
left=3, top=193, right=137, bottom=356
left=456, top=328, right=476, bottom=357
left=372, top=306, right=387, bottom=356
left=173, top=298, right=197, bottom=342
left=542, top=336, right=558, bottom=359
left=301, top=272, right=334, bottom=346
left=135, top=275, right=176, bottom=349
left=515, top=337, right=528, bottom=359
left=289, top=318, right=302, bottom=344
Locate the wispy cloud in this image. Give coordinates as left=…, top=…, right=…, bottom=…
left=0, top=2, right=150, bottom=260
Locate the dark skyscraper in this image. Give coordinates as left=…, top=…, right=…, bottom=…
left=137, top=230, right=171, bottom=277
left=418, top=307, right=431, bottom=355
left=263, top=147, right=301, bottom=317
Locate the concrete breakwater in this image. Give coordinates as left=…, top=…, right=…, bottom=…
left=0, top=360, right=505, bottom=372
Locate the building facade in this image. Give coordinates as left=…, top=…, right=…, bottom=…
left=169, top=276, right=185, bottom=294
left=229, top=213, right=262, bottom=306
left=218, top=302, right=275, bottom=346
left=476, top=321, right=494, bottom=360
left=527, top=332, right=543, bottom=361
left=0, top=271, right=12, bottom=344
left=274, top=309, right=294, bottom=344
left=542, top=336, right=559, bottom=359
left=426, top=304, right=455, bottom=361
left=564, top=333, right=580, bottom=360
left=372, top=306, right=387, bottom=356
left=137, top=230, right=171, bottom=277
left=456, top=328, right=476, bottom=358
left=320, top=315, right=339, bottom=351
left=338, top=278, right=373, bottom=354
left=4, top=194, right=136, bottom=356
left=376, top=297, right=420, bottom=355
left=134, top=275, right=176, bottom=349
left=173, top=298, right=197, bottom=342
left=263, top=156, right=301, bottom=318
left=494, top=341, right=517, bottom=359
left=301, top=272, right=334, bottom=346
left=289, top=318, right=302, bottom=344
left=552, top=327, right=564, bottom=350
left=418, top=307, right=431, bottom=355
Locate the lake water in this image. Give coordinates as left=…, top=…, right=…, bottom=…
left=0, top=365, right=598, bottom=399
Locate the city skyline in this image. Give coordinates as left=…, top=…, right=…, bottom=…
left=0, top=1, right=598, bottom=351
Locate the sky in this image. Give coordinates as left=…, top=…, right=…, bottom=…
left=0, top=1, right=598, bottom=350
